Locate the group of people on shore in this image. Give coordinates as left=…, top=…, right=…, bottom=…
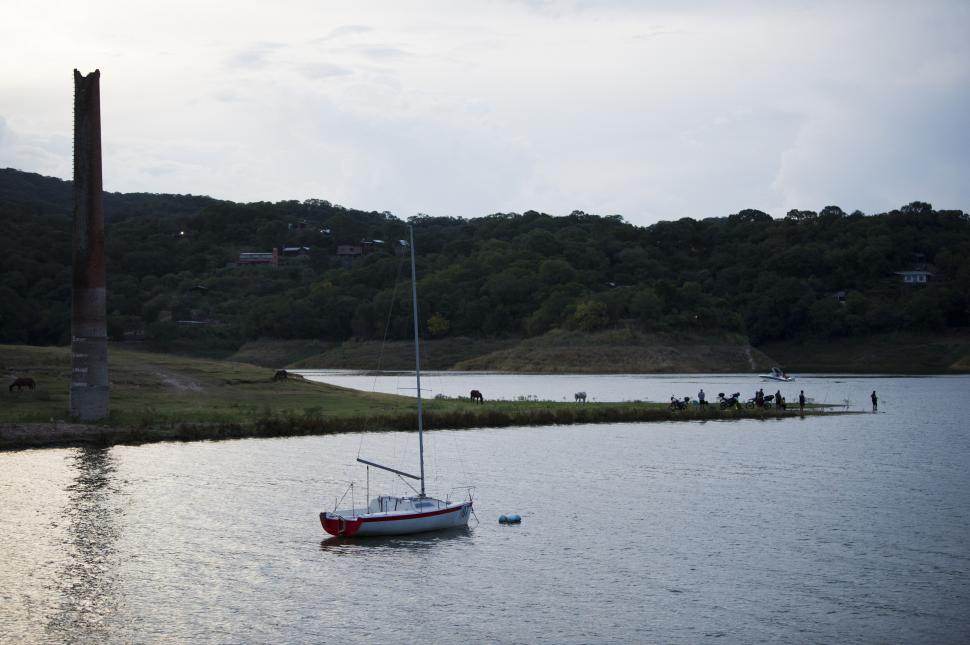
left=689, top=387, right=801, bottom=410
left=676, top=388, right=879, bottom=412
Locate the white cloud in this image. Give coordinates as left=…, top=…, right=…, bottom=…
left=299, top=63, right=354, bottom=80
left=225, top=42, right=287, bottom=70
left=0, top=116, right=72, bottom=180
left=316, top=25, right=375, bottom=42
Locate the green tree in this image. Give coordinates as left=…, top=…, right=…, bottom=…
left=427, top=312, right=450, bottom=338
left=566, top=300, right=610, bottom=332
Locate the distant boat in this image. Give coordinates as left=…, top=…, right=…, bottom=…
left=759, top=367, right=794, bottom=382
left=319, top=225, right=473, bottom=537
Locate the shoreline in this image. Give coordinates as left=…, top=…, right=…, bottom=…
left=0, top=405, right=847, bottom=451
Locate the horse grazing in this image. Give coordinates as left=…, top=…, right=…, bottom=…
left=9, top=377, right=36, bottom=392
left=273, top=370, right=288, bottom=382
left=574, top=391, right=587, bottom=403
left=470, top=389, right=484, bottom=404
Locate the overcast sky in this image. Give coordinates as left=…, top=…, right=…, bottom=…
left=1, top=1, right=967, bottom=226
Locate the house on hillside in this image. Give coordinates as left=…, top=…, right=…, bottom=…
left=360, top=239, right=385, bottom=254
left=280, top=246, right=311, bottom=265
left=238, top=248, right=279, bottom=267
left=336, top=245, right=363, bottom=267
left=895, top=269, right=934, bottom=284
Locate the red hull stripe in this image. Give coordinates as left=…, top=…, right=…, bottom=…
left=359, top=503, right=469, bottom=523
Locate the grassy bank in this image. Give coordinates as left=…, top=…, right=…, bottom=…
left=137, top=328, right=970, bottom=375
left=453, top=329, right=776, bottom=373
left=254, top=329, right=775, bottom=373
left=757, top=331, right=970, bottom=374
left=284, top=336, right=519, bottom=370
left=1, top=343, right=842, bottom=450
left=227, top=338, right=337, bottom=368
left=1, top=400, right=836, bottom=450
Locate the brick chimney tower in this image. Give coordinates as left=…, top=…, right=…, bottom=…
left=70, top=69, right=109, bottom=420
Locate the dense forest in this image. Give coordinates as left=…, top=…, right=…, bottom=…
left=1, top=167, right=968, bottom=353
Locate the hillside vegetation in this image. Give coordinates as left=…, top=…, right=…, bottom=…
left=2, top=167, right=968, bottom=372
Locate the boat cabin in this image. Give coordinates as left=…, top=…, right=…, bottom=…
left=367, top=495, right=448, bottom=514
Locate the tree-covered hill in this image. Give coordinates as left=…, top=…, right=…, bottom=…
left=1, top=168, right=968, bottom=359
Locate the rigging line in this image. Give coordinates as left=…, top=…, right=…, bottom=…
left=376, top=255, right=409, bottom=373
left=398, top=473, right=420, bottom=495
left=357, top=254, right=409, bottom=460
left=334, top=481, right=354, bottom=512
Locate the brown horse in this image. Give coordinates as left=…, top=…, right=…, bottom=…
left=9, top=377, right=36, bottom=392
left=470, top=389, right=484, bottom=404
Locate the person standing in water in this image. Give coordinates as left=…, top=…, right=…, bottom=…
left=871, top=390, right=878, bottom=411
left=799, top=390, right=806, bottom=413
left=698, top=389, right=707, bottom=407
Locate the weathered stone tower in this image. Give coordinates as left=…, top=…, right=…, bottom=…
left=70, top=69, right=109, bottom=420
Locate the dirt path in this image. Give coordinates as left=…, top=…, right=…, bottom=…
left=744, top=346, right=757, bottom=370
left=154, top=367, right=203, bottom=392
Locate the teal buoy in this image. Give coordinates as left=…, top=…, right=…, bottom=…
left=498, top=514, right=508, bottom=524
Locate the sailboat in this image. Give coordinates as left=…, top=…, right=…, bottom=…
left=759, top=366, right=794, bottom=382
left=319, top=225, right=474, bottom=537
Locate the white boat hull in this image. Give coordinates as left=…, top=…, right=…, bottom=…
left=760, top=367, right=794, bottom=382
left=321, top=500, right=472, bottom=537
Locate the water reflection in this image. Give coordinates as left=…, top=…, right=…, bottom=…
left=46, top=447, right=123, bottom=643
left=320, top=526, right=473, bottom=554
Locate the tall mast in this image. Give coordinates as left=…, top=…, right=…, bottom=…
left=408, top=225, right=426, bottom=497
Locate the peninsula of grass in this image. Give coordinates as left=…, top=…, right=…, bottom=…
left=1, top=344, right=840, bottom=450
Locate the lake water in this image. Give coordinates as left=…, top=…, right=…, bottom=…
left=2, top=374, right=969, bottom=644
left=298, top=369, right=932, bottom=409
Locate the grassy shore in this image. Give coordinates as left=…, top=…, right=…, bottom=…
left=230, top=330, right=773, bottom=373
left=2, top=344, right=840, bottom=450
left=155, top=329, right=970, bottom=374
